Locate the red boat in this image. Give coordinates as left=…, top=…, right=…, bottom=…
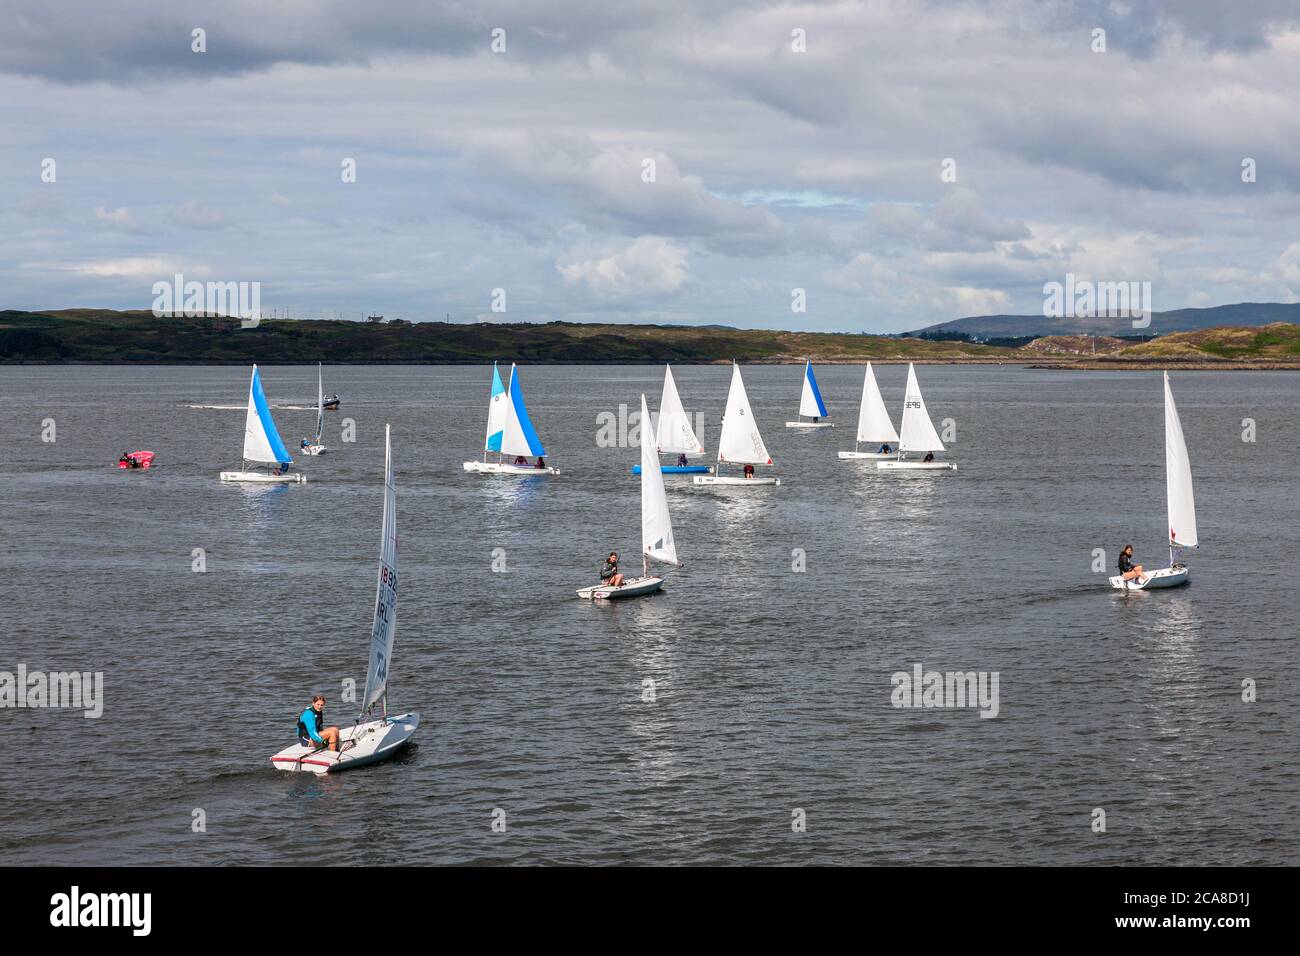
left=117, top=451, right=155, bottom=470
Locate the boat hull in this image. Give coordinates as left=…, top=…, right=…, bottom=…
left=576, top=576, right=664, bottom=600
left=693, top=475, right=781, bottom=486
left=785, top=421, right=834, bottom=428
left=630, top=464, right=713, bottom=475
left=463, top=461, right=559, bottom=476
left=220, top=471, right=307, bottom=483
left=1109, top=565, right=1189, bottom=591
left=877, top=461, right=956, bottom=471
left=838, top=451, right=896, bottom=459
left=302, top=444, right=326, bottom=456
left=270, top=713, right=420, bottom=774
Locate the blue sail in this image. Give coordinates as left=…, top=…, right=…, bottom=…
left=251, top=366, right=292, bottom=464
left=508, top=365, right=546, bottom=456
left=805, top=361, right=828, bottom=417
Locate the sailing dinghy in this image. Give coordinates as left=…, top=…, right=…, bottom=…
left=463, top=362, right=559, bottom=475
left=786, top=359, right=834, bottom=428
left=694, top=362, right=780, bottom=486
left=579, top=394, right=681, bottom=599
left=876, top=364, right=956, bottom=472
left=271, top=425, right=419, bottom=772
left=301, top=363, right=327, bottom=455
left=1109, top=372, right=1198, bottom=591
left=631, top=363, right=713, bottom=475
left=839, top=362, right=900, bottom=459
left=220, top=365, right=306, bottom=483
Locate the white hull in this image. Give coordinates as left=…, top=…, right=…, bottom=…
left=785, top=421, right=834, bottom=429
left=463, top=461, right=559, bottom=476
left=302, top=444, right=326, bottom=456
left=220, top=470, right=307, bottom=483
left=576, top=575, right=665, bottom=600
left=270, top=713, right=420, bottom=774
left=877, top=460, right=956, bottom=471
left=1109, top=565, right=1189, bottom=591
left=693, top=475, right=781, bottom=486
left=838, top=450, right=896, bottom=459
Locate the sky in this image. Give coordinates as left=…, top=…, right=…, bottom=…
left=2, top=0, right=1300, bottom=333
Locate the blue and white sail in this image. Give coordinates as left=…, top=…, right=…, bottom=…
left=362, top=424, right=398, bottom=715
left=484, top=362, right=508, bottom=452
left=500, top=363, right=546, bottom=458
left=242, top=364, right=292, bottom=465
left=798, top=360, right=829, bottom=418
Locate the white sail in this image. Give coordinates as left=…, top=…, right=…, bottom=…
left=716, top=362, right=773, bottom=465
left=1164, top=372, right=1198, bottom=549
left=641, top=394, right=679, bottom=566
left=897, top=363, right=945, bottom=453
left=242, top=365, right=292, bottom=465
left=798, top=360, right=829, bottom=418
left=484, top=362, right=507, bottom=452
left=362, top=424, right=398, bottom=714
left=656, top=364, right=704, bottom=456
left=856, top=362, right=899, bottom=444
left=314, top=364, right=324, bottom=442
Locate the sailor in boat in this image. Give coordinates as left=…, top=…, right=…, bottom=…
left=878, top=443, right=892, bottom=455
left=600, top=551, right=625, bottom=589
left=535, top=456, right=546, bottom=469
left=743, top=464, right=755, bottom=479
left=514, top=455, right=527, bottom=466
left=297, top=694, right=340, bottom=752
left=923, top=452, right=935, bottom=463
left=300, top=438, right=311, bottom=451
left=677, top=453, right=688, bottom=467
left=274, top=462, right=292, bottom=477
left=1117, top=545, right=1147, bottom=585
left=119, top=452, right=136, bottom=468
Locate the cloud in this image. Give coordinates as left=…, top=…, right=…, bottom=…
left=558, top=236, right=688, bottom=297
left=171, top=200, right=231, bottom=229
left=94, top=205, right=149, bottom=234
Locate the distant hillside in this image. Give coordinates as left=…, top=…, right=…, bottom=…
left=914, top=302, right=1300, bottom=339
left=0, top=309, right=1017, bottom=365
left=1019, top=323, right=1300, bottom=369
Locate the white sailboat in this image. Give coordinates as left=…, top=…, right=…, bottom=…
left=463, top=362, right=559, bottom=476
left=220, top=365, right=307, bottom=483
left=631, top=363, right=713, bottom=475
left=271, top=425, right=419, bottom=772
left=694, top=362, right=781, bottom=486
left=786, top=359, right=834, bottom=428
left=578, top=394, right=682, bottom=599
left=876, top=363, right=956, bottom=472
left=301, top=363, right=327, bottom=455
left=1110, top=372, right=1198, bottom=590
left=839, top=362, right=900, bottom=459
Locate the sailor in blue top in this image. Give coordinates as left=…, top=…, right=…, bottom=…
left=296, top=694, right=340, bottom=751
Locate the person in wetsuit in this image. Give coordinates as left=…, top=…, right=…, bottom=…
left=297, top=694, right=340, bottom=751
left=743, top=464, right=755, bottom=478
left=535, top=456, right=546, bottom=469
left=878, top=443, right=892, bottom=455
left=677, top=454, right=688, bottom=467
left=923, top=452, right=935, bottom=463
left=1117, top=545, right=1146, bottom=584
left=601, top=551, right=624, bottom=588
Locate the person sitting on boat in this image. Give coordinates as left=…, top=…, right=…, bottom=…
left=923, top=452, right=935, bottom=463
left=743, top=464, right=755, bottom=479
left=300, top=438, right=310, bottom=450
left=297, top=694, right=340, bottom=752
left=120, top=452, right=136, bottom=468
left=514, top=455, right=527, bottom=465
left=535, top=456, right=546, bottom=469
left=677, top=453, right=688, bottom=467
left=274, top=462, right=290, bottom=476
left=878, top=443, right=892, bottom=455
left=1117, top=545, right=1146, bottom=584
left=601, top=551, right=624, bottom=588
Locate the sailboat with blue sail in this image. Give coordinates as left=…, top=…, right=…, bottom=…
left=786, top=359, right=834, bottom=428
left=463, top=362, right=559, bottom=475
left=220, top=365, right=306, bottom=483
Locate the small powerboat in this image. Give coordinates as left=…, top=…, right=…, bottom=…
left=117, top=451, right=155, bottom=470
left=323, top=394, right=340, bottom=410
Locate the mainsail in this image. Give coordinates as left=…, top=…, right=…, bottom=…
left=798, top=360, right=829, bottom=418
left=362, top=424, right=397, bottom=714
left=484, top=362, right=507, bottom=453
left=856, top=362, right=899, bottom=444
left=656, top=364, right=705, bottom=456
left=897, top=363, right=945, bottom=453
left=314, top=363, right=324, bottom=443
left=640, top=394, right=678, bottom=566
left=1164, top=372, right=1198, bottom=549
left=500, top=364, right=546, bottom=458
left=717, top=362, right=772, bottom=465
left=242, top=365, right=292, bottom=465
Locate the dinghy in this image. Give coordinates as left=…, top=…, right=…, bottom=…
left=463, top=363, right=559, bottom=475
left=117, top=450, right=155, bottom=470
left=630, top=363, right=713, bottom=475
left=220, top=365, right=306, bottom=483
left=694, top=362, right=781, bottom=486
left=579, top=394, right=681, bottom=599
left=786, top=359, right=834, bottom=428
left=301, top=363, right=327, bottom=455
left=838, top=362, right=900, bottom=459
left=271, top=425, right=419, bottom=772
left=877, top=364, right=956, bottom=472
left=1109, top=372, right=1198, bottom=591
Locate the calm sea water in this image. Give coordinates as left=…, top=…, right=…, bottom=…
left=1, top=363, right=1297, bottom=866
